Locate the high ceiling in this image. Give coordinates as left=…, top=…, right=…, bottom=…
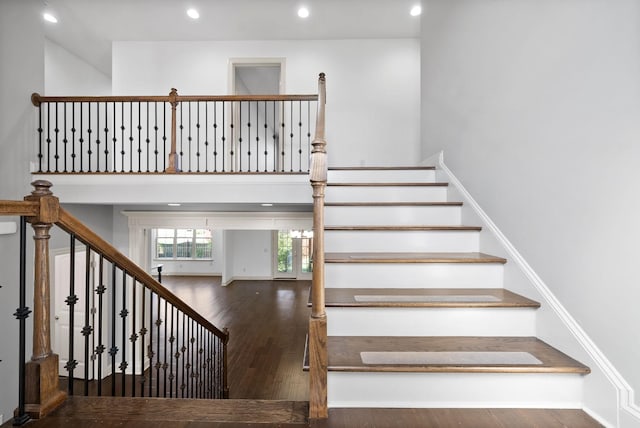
left=43, top=0, right=422, bottom=76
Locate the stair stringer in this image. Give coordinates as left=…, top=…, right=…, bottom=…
left=426, top=150, right=639, bottom=428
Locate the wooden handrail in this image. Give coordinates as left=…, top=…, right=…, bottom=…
left=55, top=207, right=228, bottom=341
left=308, top=72, right=328, bottom=419
left=31, top=92, right=318, bottom=106
left=0, top=200, right=40, bottom=216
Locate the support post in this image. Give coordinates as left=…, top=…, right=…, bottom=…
left=20, top=180, right=67, bottom=419
left=308, top=73, right=328, bottom=419
left=165, top=88, right=179, bottom=173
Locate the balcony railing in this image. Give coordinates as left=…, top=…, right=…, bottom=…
left=31, top=90, right=318, bottom=174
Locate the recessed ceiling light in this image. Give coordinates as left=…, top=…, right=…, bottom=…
left=186, top=8, right=200, bottom=19
left=168, top=203, right=182, bottom=207
left=261, top=203, right=274, bottom=207
left=410, top=5, right=422, bottom=16
left=43, top=12, right=58, bottom=23
left=297, top=7, right=310, bottom=18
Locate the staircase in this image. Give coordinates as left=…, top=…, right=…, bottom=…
left=318, top=166, right=590, bottom=409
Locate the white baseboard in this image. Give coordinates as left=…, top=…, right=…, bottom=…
left=434, top=150, right=640, bottom=427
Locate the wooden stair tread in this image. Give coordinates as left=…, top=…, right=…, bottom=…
left=325, top=225, right=482, bottom=231
left=325, top=201, right=462, bottom=207
left=310, top=408, right=603, bottom=428
left=317, top=337, right=590, bottom=374
left=31, top=396, right=309, bottom=425
left=327, top=182, right=448, bottom=187
left=318, top=288, right=540, bottom=308
left=325, top=252, right=507, bottom=264
left=328, top=166, right=435, bottom=171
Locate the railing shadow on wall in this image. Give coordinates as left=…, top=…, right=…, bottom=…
left=31, top=90, right=319, bottom=174
left=1, top=181, right=229, bottom=425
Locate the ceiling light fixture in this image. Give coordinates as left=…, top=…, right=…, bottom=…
left=261, top=203, right=274, bottom=207
left=186, top=8, right=200, bottom=19
left=168, top=203, right=182, bottom=207
left=297, top=7, right=310, bottom=18
left=410, top=5, right=422, bottom=16
left=43, top=12, right=58, bottom=23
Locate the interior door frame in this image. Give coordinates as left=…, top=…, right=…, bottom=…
left=228, top=58, right=286, bottom=171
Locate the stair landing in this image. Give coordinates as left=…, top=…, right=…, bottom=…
left=20, top=396, right=309, bottom=427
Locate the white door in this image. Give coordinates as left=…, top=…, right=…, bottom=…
left=274, top=230, right=313, bottom=279
left=53, top=249, right=99, bottom=379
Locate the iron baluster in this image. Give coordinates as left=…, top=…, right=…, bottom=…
left=131, top=279, right=137, bottom=397
left=96, top=256, right=105, bottom=396
left=154, top=102, right=159, bottom=172
left=104, top=102, right=109, bottom=172
left=120, top=269, right=128, bottom=397
left=110, top=264, right=117, bottom=397
left=83, top=246, right=91, bottom=396
left=54, top=102, right=59, bottom=172
left=146, top=102, right=150, bottom=172
left=66, top=233, right=79, bottom=394
left=13, top=217, right=30, bottom=426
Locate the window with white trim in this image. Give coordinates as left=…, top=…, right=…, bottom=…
left=154, top=228, right=213, bottom=260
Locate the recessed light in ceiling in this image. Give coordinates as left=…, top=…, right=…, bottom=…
left=297, top=7, right=310, bottom=18
left=261, top=203, right=274, bottom=207
left=43, top=12, right=58, bottom=23
left=186, top=8, right=200, bottom=19
left=168, top=203, right=182, bottom=207
left=410, top=5, right=422, bottom=16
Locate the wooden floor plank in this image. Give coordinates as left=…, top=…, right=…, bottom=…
left=310, top=408, right=603, bottom=428
left=325, top=202, right=462, bottom=206
left=325, top=225, right=482, bottom=231
left=320, top=288, right=540, bottom=308
left=325, top=252, right=507, bottom=264
left=328, top=166, right=435, bottom=171
left=327, top=182, right=448, bottom=187
left=323, top=336, right=590, bottom=374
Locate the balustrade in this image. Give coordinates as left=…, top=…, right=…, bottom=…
left=31, top=92, right=318, bottom=174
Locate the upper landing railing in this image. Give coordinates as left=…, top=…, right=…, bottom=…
left=31, top=86, right=320, bottom=174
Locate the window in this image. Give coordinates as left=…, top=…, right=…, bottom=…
left=154, top=228, right=212, bottom=260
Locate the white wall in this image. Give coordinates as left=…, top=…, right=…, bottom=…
left=223, top=230, right=273, bottom=284
left=112, top=39, right=421, bottom=167
left=0, top=0, right=44, bottom=421
left=45, top=38, right=111, bottom=96
left=421, top=0, right=640, bottom=419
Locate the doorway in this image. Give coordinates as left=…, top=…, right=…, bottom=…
left=274, top=230, right=313, bottom=280
left=52, top=248, right=105, bottom=379
left=229, top=58, right=285, bottom=172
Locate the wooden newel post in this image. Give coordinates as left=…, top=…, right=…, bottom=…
left=18, top=180, right=67, bottom=419
left=309, top=73, right=328, bottom=419
left=165, top=88, right=179, bottom=173
left=21, top=180, right=67, bottom=418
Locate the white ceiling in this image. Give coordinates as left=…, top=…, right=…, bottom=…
left=43, top=0, right=422, bottom=76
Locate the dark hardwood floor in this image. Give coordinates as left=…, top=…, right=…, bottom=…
left=161, top=276, right=311, bottom=401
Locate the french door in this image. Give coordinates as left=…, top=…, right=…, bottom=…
left=274, top=230, right=313, bottom=279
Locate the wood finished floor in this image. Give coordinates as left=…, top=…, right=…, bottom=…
left=161, top=276, right=311, bottom=401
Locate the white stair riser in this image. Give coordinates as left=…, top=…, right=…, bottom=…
left=325, top=206, right=461, bottom=226
left=325, top=263, right=504, bottom=288
left=325, top=230, right=480, bottom=252
left=328, top=372, right=584, bottom=408
left=328, top=170, right=436, bottom=183
left=326, top=186, right=448, bottom=203
left=326, top=307, right=536, bottom=336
